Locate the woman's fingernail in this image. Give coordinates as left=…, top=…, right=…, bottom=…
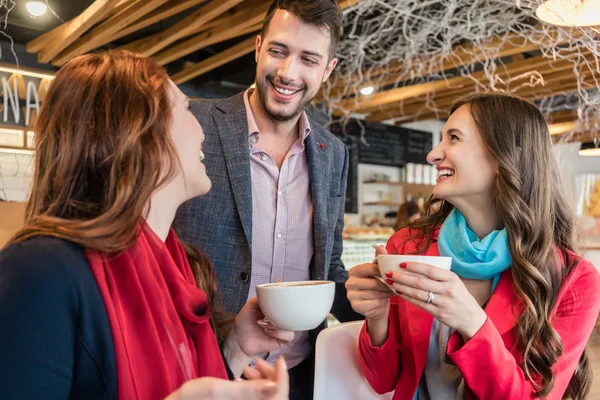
left=400, top=263, right=407, bottom=269
left=386, top=278, right=394, bottom=285
left=385, top=271, right=393, bottom=278
left=261, top=383, right=278, bottom=396
left=257, top=320, right=268, bottom=326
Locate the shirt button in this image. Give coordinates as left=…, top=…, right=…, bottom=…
left=250, top=136, right=258, bottom=143
left=276, top=233, right=282, bottom=239
left=240, top=272, right=249, bottom=282
left=261, top=154, right=268, bottom=161
left=277, top=190, right=282, bottom=196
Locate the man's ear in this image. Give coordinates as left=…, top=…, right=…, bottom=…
left=255, top=35, right=263, bottom=63
left=322, top=57, right=338, bottom=82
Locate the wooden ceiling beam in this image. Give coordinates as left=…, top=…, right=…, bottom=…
left=102, top=0, right=210, bottom=49
left=172, top=36, right=256, bottom=84
left=50, top=0, right=210, bottom=66
left=107, top=0, right=138, bottom=18
left=391, top=76, right=591, bottom=125
left=153, top=0, right=269, bottom=66
left=50, top=0, right=171, bottom=66
left=328, top=28, right=569, bottom=100
left=121, top=0, right=244, bottom=58
left=343, top=50, right=588, bottom=115
left=338, top=0, right=361, bottom=8
left=549, top=121, right=578, bottom=135
left=371, top=60, right=584, bottom=122
left=27, top=0, right=120, bottom=58
left=552, top=131, right=600, bottom=143
left=60, top=0, right=263, bottom=63
left=155, top=24, right=261, bottom=65
left=547, top=109, right=579, bottom=124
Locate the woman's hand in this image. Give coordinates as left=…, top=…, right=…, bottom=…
left=223, top=297, right=294, bottom=376
left=243, top=357, right=289, bottom=400
left=345, top=246, right=395, bottom=346
left=387, top=262, right=488, bottom=340
left=346, top=246, right=395, bottom=320
left=164, top=365, right=288, bottom=400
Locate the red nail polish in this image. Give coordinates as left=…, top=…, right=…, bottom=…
left=385, top=271, right=393, bottom=278
left=400, top=263, right=407, bottom=269
left=386, top=278, right=394, bottom=285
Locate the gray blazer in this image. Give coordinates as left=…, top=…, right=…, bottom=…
left=175, top=93, right=360, bottom=323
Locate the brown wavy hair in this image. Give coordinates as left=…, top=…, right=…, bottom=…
left=400, top=93, right=590, bottom=398
left=7, top=51, right=232, bottom=339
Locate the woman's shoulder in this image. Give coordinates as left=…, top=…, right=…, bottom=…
left=563, top=251, right=600, bottom=290
left=0, top=236, right=90, bottom=296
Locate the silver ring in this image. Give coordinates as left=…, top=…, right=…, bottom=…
left=427, top=291, right=435, bottom=304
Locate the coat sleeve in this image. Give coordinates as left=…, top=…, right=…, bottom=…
left=329, top=144, right=364, bottom=322
left=447, top=261, right=600, bottom=400
left=0, top=241, right=80, bottom=400
left=357, top=298, right=404, bottom=394
left=356, top=229, right=412, bottom=394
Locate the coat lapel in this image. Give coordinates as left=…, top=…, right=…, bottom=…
left=305, top=129, right=332, bottom=280
left=483, top=269, right=520, bottom=335
left=213, top=94, right=253, bottom=249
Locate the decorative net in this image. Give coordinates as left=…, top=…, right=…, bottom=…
left=321, top=0, right=599, bottom=144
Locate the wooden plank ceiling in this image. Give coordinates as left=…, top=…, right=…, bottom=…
left=26, top=0, right=357, bottom=78
left=25, top=0, right=595, bottom=143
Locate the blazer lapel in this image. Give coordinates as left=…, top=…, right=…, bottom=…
left=484, top=269, right=520, bottom=335
left=305, top=129, right=332, bottom=280
left=213, top=94, right=253, bottom=249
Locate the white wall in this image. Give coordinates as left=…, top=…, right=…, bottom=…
left=554, top=142, right=599, bottom=203
left=554, top=142, right=600, bottom=270
left=0, top=152, right=33, bottom=202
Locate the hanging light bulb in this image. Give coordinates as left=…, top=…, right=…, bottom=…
left=26, top=1, right=48, bottom=17
left=360, top=86, right=375, bottom=96
left=536, top=0, right=600, bottom=27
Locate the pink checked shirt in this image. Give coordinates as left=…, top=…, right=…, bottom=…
left=243, top=89, right=314, bottom=368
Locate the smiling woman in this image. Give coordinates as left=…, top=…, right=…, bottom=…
left=0, top=50, right=291, bottom=400
left=346, top=93, right=600, bottom=400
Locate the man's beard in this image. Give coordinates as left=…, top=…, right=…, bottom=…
left=255, top=75, right=316, bottom=122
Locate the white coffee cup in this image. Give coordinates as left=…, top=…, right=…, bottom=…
left=377, top=255, right=452, bottom=289
left=256, top=281, right=335, bottom=331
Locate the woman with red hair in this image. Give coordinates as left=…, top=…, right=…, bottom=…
left=0, top=51, right=290, bottom=400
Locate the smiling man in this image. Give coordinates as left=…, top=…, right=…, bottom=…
left=175, top=1, right=362, bottom=399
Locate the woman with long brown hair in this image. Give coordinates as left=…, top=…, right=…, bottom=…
left=0, top=51, right=291, bottom=400
left=346, top=93, right=600, bottom=399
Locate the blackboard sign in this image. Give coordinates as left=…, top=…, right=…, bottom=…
left=329, top=119, right=432, bottom=213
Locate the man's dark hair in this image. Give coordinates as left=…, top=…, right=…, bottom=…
left=261, top=0, right=343, bottom=59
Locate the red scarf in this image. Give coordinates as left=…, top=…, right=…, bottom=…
left=86, top=224, right=228, bottom=400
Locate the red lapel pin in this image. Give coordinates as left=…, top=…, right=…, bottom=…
left=320, top=143, right=326, bottom=149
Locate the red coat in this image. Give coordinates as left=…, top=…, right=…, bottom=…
left=358, top=227, right=600, bottom=399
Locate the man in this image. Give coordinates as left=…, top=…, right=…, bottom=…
left=175, top=1, right=362, bottom=398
